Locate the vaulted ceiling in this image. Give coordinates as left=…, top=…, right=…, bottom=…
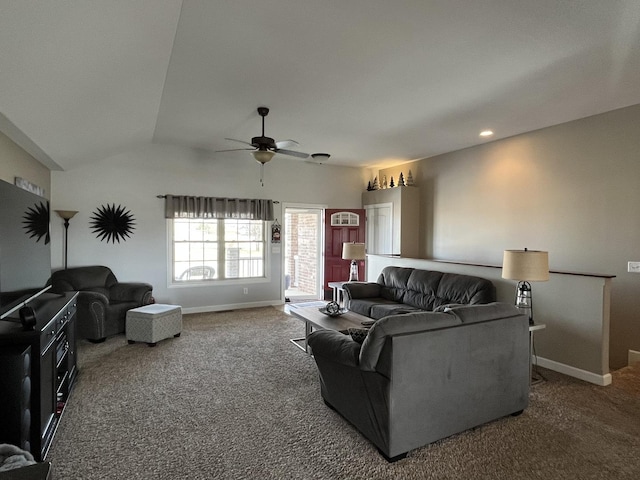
left=1, top=1, right=639, bottom=171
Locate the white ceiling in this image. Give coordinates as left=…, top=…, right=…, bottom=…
left=1, top=1, right=640, bottom=171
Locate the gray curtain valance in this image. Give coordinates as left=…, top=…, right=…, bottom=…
left=164, top=195, right=274, bottom=221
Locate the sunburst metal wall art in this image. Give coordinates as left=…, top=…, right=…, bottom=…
left=22, top=201, right=51, bottom=244
left=90, top=204, right=136, bottom=243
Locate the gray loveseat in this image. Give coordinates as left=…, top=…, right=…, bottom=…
left=343, top=266, right=496, bottom=319
left=307, top=302, right=530, bottom=461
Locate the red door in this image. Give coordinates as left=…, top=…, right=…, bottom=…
left=324, top=209, right=365, bottom=298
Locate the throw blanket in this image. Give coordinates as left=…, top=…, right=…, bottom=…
left=0, top=444, right=36, bottom=472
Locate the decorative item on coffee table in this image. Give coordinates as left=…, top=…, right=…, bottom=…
left=319, top=301, right=347, bottom=317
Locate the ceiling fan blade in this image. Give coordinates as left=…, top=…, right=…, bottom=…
left=275, top=139, right=300, bottom=149
left=275, top=148, right=309, bottom=159
left=215, top=147, right=255, bottom=153
left=224, top=138, right=256, bottom=147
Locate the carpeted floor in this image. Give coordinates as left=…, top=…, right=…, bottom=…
left=47, top=307, right=640, bottom=479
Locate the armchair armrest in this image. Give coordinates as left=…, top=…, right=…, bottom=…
left=109, top=282, right=153, bottom=304
left=77, top=290, right=109, bottom=306
left=307, top=330, right=361, bottom=367
left=342, top=282, right=381, bottom=300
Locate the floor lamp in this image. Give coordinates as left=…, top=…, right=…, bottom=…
left=342, top=242, right=366, bottom=282
left=502, top=248, right=549, bottom=325
left=55, top=210, right=78, bottom=269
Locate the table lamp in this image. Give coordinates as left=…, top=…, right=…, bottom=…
left=502, top=248, right=549, bottom=325
left=342, top=242, right=366, bottom=282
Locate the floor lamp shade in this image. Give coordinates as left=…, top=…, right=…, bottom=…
left=342, top=242, right=366, bottom=282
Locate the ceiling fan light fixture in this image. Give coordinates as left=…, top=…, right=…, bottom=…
left=310, top=153, right=331, bottom=163
left=252, top=150, right=275, bottom=164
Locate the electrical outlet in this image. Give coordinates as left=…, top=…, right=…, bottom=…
left=243, top=287, right=248, bottom=294
left=628, top=262, right=640, bottom=273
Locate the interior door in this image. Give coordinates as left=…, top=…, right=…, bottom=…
left=324, top=209, right=365, bottom=298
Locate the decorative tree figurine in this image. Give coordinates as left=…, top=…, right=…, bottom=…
left=398, top=172, right=405, bottom=186
left=407, top=170, right=414, bottom=186
left=390, top=176, right=395, bottom=188
left=367, top=181, right=373, bottom=191
left=372, top=177, right=379, bottom=190
left=382, top=175, right=388, bottom=189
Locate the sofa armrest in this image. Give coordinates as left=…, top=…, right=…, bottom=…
left=307, top=330, right=361, bottom=367
left=342, top=282, right=381, bottom=300
left=109, top=282, right=153, bottom=304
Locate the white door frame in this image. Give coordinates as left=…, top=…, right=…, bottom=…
left=281, top=202, right=327, bottom=303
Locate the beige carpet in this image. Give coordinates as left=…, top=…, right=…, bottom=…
left=47, top=307, right=640, bottom=479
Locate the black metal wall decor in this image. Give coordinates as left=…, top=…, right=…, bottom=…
left=22, top=201, right=51, bottom=244
left=90, top=204, right=136, bottom=243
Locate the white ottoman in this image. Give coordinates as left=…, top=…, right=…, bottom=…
left=126, top=304, right=182, bottom=347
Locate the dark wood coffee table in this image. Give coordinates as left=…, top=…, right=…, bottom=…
left=288, top=304, right=371, bottom=354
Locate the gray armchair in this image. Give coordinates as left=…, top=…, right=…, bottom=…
left=49, top=266, right=153, bottom=342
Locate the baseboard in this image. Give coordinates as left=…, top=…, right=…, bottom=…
left=535, top=356, right=612, bottom=386
left=182, top=300, right=283, bottom=314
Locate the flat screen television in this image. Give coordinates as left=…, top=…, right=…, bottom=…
left=0, top=178, right=52, bottom=320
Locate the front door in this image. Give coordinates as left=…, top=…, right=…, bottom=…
left=324, top=209, right=365, bottom=299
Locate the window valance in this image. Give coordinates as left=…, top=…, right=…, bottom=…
left=164, top=195, right=274, bottom=221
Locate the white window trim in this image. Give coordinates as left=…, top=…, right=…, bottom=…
left=166, top=219, right=271, bottom=288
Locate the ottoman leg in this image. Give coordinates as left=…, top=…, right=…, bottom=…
left=128, top=340, right=135, bottom=344
left=174, top=333, right=181, bottom=338
left=147, top=342, right=157, bottom=347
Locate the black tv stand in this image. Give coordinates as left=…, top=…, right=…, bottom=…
left=0, top=292, right=78, bottom=461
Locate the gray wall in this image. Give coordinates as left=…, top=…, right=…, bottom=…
left=379, top=104, right=640, bottom=369
left=49, top=144, right=368, bottom=312
left=0, top=131, right=50, bottom=198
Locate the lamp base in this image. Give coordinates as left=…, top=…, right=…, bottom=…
left=348, top=260, right=359, bottom=282
left=515, top=281, right=534, bottom=325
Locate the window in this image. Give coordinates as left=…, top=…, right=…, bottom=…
left=330, top=211, right=359, bottom=226
left=172, top=218, right=265, bottom=282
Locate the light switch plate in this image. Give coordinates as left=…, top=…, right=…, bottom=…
left=627, top=262, right=640, bottom=273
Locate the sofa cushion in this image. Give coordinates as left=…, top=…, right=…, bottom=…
left=433, top=273, right=496, bottom=308
left=370, top=303, right=423, bottom=319
left=359, top=311, right=462, bottom=371
left=403, top=269, right=445, bottom=310
left=348, top=298, right=398, bottom=317
left=377, top=267, right=414, bottom=303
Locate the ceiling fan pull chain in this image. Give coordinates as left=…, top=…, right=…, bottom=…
left=260, top=162, right=265, bottom=187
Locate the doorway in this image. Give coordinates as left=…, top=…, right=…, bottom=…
left=283, top=205, right=324, bottom=303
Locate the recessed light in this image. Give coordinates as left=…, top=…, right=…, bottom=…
left=479, top=130, right=494, bottom=137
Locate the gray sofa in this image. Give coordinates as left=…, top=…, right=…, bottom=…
left=307, top=302, right=530, bottom=461
left=343, top=266, right=496, bottom=319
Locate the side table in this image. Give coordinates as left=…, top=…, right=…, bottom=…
left=529, top=323, right=546, bottom=385
left=328, top=281, right=347, bottom=307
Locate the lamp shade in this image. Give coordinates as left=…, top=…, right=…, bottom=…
left=55, top=210, right=78, bottom=220
left=252, top=150, right=275, bottom=164
left=502, top=249, right=549, bottom=281
left=342, top=242, right=366, bottom=260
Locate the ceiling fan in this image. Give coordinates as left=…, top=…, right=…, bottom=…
left=216, top=107, right=309, bottom=164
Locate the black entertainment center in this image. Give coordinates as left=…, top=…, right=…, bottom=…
left=0, top=178, right=78, bottom=463
left=0, top=292, right=78, bottom=461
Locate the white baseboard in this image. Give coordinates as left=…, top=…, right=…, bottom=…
left=182, top=300, right=283, bottom=314
left=535, top=356, right=612, bottom=386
